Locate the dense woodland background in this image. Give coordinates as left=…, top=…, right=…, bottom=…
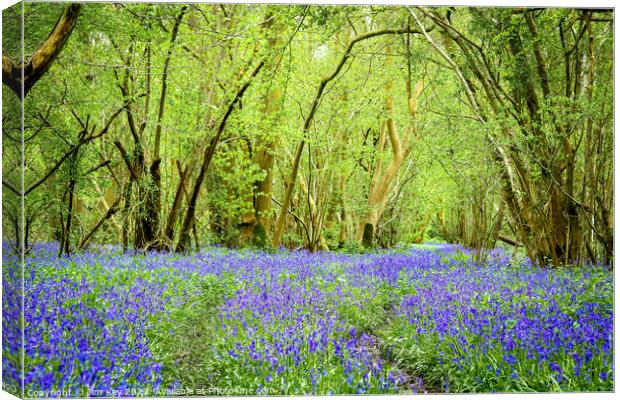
left=2, top=3, right=614, bottom=265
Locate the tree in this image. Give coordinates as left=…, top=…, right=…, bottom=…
left=271, top=26, right=429, bottom=247
left=412, top=6, right=613, bottom=264
left=359, top=75, right=424, bottom=247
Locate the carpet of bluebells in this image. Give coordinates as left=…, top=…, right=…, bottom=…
left=2, top=242, right=613, bottom=397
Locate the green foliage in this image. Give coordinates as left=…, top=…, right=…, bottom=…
left=5, top=3, right=613, bottom=260
left=336, top=240, right=365, bottom=254
left=337, top=282, right=394, bottom=335
left=147, top=272, right=243, bottom=389
left=249, top=223, right=271, bottom=250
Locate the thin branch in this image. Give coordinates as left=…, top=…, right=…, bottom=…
left=78, top=196, right=122, bottom=250
left=24, top=107, right=123, bottom=196
left=271, top=196, right=310, bottom=241
left=113, top=141, right=139, bottom=180
left=2, top=180, right=20, bottom=196
left=84, top=160, right=111, bottom=176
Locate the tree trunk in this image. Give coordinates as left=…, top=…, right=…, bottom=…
left=158, top=161, right=189, bottom=249
left=358, top=77, right=422, bottom=247
left=148, top=6, right=187, bottom=251
left=239, top=11, right=280, bottom=247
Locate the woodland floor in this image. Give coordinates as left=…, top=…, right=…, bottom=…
left=2, top=242, right=613, bottom=396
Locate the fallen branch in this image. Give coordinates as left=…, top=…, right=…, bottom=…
left=498, top=235, right=520, bottom=247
